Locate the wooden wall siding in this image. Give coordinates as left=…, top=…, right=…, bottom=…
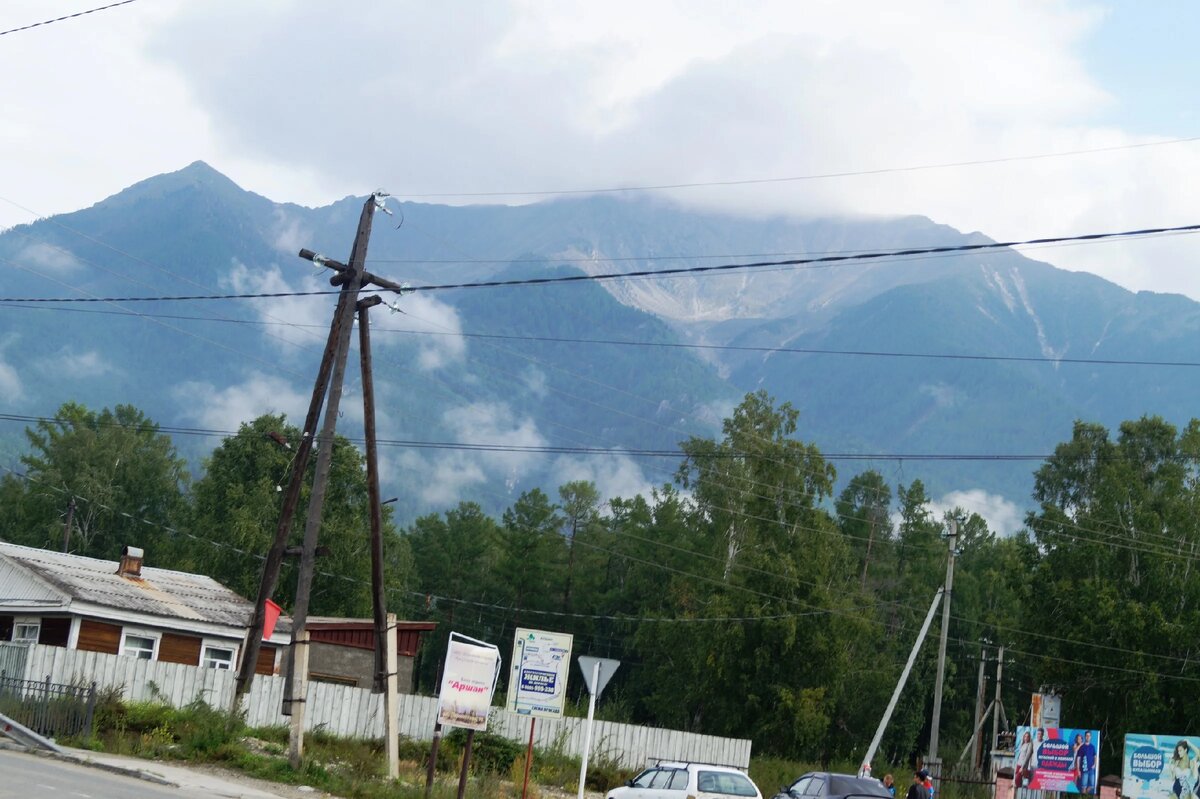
left=38, top=617, right=70, bottom=647
left=77, top=619, right=121, bottom=655
left=255, top=644, right=277, bottom=676
left=7, top=642, right=753, bottom=769
left=0, top=616, right=12, bottom=642
left=158, top=633, right=202, bottom=665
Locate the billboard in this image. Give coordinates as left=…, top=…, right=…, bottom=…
left=506, top=627, right=573, bottom=719
left=436, top=632, right=502, bottom=731
left=1014, top=726, right=1101, bottom=794
left=1123, top=734, right=1200, bottom=799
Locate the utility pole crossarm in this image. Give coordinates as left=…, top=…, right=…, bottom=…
left=298, top=248, right=410, bottom=294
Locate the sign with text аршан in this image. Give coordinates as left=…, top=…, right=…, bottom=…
left=506, top=627, right=573, bottom=719
left=436, top=632, right=501, bottom=731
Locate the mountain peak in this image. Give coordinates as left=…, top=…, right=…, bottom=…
left=95, top=160, right=249, bottom=211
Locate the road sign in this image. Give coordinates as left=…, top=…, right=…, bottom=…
left=578, top=656, right=620, bottom=698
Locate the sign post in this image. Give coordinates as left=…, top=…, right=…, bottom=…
left=435, top=633, right=501, bottom=799
left=507, top=628, right=574, bottom=799
left=576, top=656, right=620, bottom=799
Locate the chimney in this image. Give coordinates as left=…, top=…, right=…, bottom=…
left=117, top=546, right=144, bottom=578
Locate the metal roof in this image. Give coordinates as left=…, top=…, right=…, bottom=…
left=0, top=543, right=254, bottom=629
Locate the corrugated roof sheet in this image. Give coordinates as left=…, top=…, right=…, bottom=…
left=0, top=543, right=253, bottom=628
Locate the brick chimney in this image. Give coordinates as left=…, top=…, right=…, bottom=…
left=117, top=545, right=144, bottom=578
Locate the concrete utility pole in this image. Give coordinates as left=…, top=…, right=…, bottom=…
left=928, top=517, right=958, bottom=763
left=990, top=645, right=1004, bottom=776
left=61, top=498, right=75, bottom=553
left=972, top=646, right=987, bottom=773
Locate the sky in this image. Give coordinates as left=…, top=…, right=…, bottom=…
left=3, top=1, right=1200, bottom=533
left=1, top=0, right=1199, bottom=300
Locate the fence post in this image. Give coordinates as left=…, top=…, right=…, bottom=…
left=84, top=682, right=97, bottom=737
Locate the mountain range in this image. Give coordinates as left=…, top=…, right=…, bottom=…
left=3, top=161, right=1199, bottom=529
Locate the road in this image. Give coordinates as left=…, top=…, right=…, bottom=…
left=0, top=749, right=205, bottom=799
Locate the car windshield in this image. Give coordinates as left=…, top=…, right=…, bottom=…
left=829, top=778, right=890, bottom=797
left=697, top=771, right=758, bottom=797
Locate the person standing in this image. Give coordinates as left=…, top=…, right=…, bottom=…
left=906, top=771, right=929, bottom=799
left=883, top=775, right=896, bottom=798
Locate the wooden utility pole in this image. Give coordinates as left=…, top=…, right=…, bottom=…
left=236, top=194, right=385, bottom=704
left=283, top=199, right=374, bottom=735
left=928, top=517, right=958, bottom=763
left=234, top=268, right=362, bottom=700
left=357, top=294, right=388, bottom=692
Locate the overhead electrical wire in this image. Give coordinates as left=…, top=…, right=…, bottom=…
left=9, top=302, right=1200, bottom=369
left=392, top=136, right=1200, bottom=198
left=1, top=221, right=1197, bottom=303
left=0, top=0, right=138, bottom=37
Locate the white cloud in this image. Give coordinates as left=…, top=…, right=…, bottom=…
left=931, top=488, right=1026, bottom=538
left=270, top=208, right=311, bottom=256
left=0, top=357, right=22, bottom=401
left=521, top=366, right=548, bottom=398
left=412, top=402, right=548, bottom=506
left=2, top=1, right=1199, bottom=304
left=377, top=294, right=467, bottom=371
left=550, top=452, right=655, bottom=505
left=173, top=374, right=307, bottom=430
left=16, top=242, right=82, bottom=274
left=225, top=259, right=330, bottom=353
left=41, top=348, right=114, bottom=378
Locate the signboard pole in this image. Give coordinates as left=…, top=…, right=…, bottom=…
left=456, top=729, right=475, bottom=799
left=521, top=718, right=537, bottom=799
left=577, top=659, right=602, bottom=799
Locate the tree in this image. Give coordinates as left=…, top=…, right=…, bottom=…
left=1, top=402, right=188, bottom=560
left=185, top=414, right=407, bottom=618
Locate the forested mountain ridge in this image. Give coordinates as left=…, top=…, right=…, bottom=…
left=3, top=160, right=1200, bottom=519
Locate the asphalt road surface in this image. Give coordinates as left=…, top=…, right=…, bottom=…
left=0, top=749, right=206, bottom=799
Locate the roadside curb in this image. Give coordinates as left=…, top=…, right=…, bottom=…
left=0, top=741, right=178, bottom=787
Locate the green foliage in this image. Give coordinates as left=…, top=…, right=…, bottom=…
left=0, top=402, right=189, bottom=559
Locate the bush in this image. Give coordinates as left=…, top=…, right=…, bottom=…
left=445, top=728, right=525, bottom=775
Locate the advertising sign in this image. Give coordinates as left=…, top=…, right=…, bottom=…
left=506, top=627, right=573, bottom=719
left=1014, top=726, right=1101, bottom=794
left=436, top=632, right=501, bottom=731
left=1123, top=734, right=1200, bottom=799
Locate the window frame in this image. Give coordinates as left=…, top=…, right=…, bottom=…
left=12, top=620, right=40, bottom=643
left=119, top=631, right=159, bottom=661
left=201, top=644, right=235, bottom=670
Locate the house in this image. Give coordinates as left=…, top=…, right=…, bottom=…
left=0, top=542, right=286, bottom=675
left=0, top=542, right=436, bottom=691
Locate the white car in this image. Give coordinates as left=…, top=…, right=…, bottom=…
left=607, top=762, right=763, bottom=799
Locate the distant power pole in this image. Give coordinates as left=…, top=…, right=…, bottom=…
left=61, top=497, right=75, bottom=553
left=972, top=646, right=987, bottom=773
left=991, top=645, right=1005, bottom=773
left=928, top=517, right=958, bottom=763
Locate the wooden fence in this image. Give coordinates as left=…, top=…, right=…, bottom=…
left=1, top=643, right=751, bottom=768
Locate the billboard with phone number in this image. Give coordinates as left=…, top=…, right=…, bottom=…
left=1014, top=726, right=1101, bottom=794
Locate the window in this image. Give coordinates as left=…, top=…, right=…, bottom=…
left=121, top=633, right=156, bottom=660
left=202, top=646, right=234, bottom=670
left=697, top=771, right=759, bottom=798
left=632, top=770, right=658, bottom=789
left=668, top=770, right=689, bottom=790
left=13, top=622, right=40, bottom=643
left=650, top=771, right=674, bottom=789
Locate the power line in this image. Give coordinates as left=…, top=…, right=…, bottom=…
left=0, top=0, right=138, bottom=37
left=393, top=136, right=1200, bottom=198
left=7, top=302, right=1200, bottom=369
left=4, top=221, right=1199, bottom=303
